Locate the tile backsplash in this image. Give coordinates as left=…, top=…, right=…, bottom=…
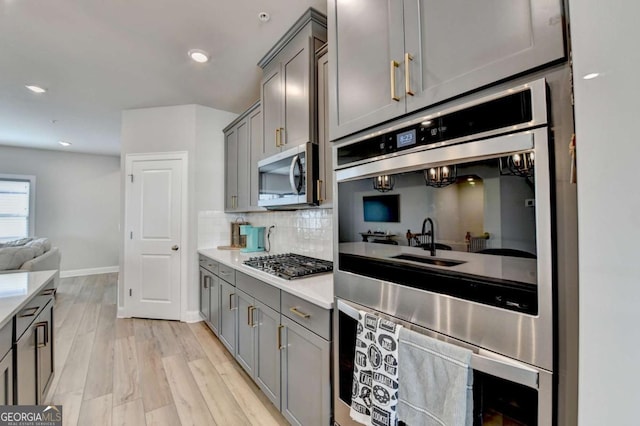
left=198, top=209, right=334, bottom=261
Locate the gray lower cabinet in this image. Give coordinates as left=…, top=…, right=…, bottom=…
left=199, top=268, right=210, bottom=323
left=254, top=300, right=281, bottom=407
left=235, top=289, right=255, bottom=376
left=280, top=316, right=331, bottom=426
left=36, top=300, right=54, bottom=403
left=16, top=322, right=36, bottom=404
left=219, top=279, right=237, bottom=356
left=208, top=274, right=220, bottom=335
left=328, top=0, right=565, bottom=140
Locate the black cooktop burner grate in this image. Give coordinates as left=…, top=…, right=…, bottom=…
left=243, top=253, right=333, bottom=280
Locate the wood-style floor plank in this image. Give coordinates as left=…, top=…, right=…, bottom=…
left=77, top=393, right=112, bottom=426
left=113, top=335, right=141, bottom=406
left=169, top=321, right=206, bottom=362
left=162, top=354, right=217, bottom=426
left=137, top=339, right=174, bottom=413
left=83, top=304, right=116, bottom=400
left=145, top=404, right=181, bottom=426
left=150, top=320, right=181, bottom=357
left=188, top=357, right=251, bottom=425
left=112, top=398, right=146, bottom=426
left=49, top=390, right=83, bottom=426
left=54, top=330, right=96, bottom=395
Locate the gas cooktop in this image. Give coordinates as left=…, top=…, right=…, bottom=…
left=243, top=253, right=333, bottom=280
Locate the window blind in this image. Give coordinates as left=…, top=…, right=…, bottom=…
left=0, top=179, right=31, bottom=242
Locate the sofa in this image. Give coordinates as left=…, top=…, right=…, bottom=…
left=0, top=237, right=61, bottom=288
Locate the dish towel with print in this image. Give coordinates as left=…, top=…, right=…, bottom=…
left=350, top=311, right=403, bottom=426
left=397, top=327, right=474, bottom=426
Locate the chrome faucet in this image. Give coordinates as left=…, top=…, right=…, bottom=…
left=421, top=217, right=436, bottom=256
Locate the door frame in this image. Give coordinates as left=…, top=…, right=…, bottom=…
left=123, top=151, right=189, bottom=320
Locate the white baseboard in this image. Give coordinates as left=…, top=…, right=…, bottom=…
left=60, top=266, right=119, bottom=278
left=182, top=310, right=203, bottom=323
left=117, top=306, right=130, bottom=319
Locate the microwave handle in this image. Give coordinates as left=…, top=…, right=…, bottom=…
left=289, top=154, right=303, bottom=195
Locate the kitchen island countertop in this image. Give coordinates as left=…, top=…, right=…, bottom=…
left=198, top=248, right=334, bottom=309
left=0, top=270, right=57, bottom=329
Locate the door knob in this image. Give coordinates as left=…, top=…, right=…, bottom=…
left=171, top=245, right=179, bottom=251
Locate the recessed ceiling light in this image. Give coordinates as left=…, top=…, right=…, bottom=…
left=26, top=85, right=47, bottom=93
left=188, top=49, right=209, bottom=63
left=583, top=73, right=600, bottom=80
left=58, top=140, right=72, bottom=147
left=258, top=12, right=270, bottom=22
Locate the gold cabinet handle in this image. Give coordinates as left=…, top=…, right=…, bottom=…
left=405, top=53, right=414, bottom=96
left=289, top=307, right=311, bottom=319
left=390, top=60, right=400, bottom=101
left=279, top=128, right=285, bottom=146
left=248, top=305, right=256, bottom=327
left=275, top=128, right=281, bottom=147
left=317, top=180, right=323, bottom=203
left=277, top=324, right=285, bottom=350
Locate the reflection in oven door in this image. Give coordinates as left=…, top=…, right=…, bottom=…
left=334, top=302, right=552, bottom=426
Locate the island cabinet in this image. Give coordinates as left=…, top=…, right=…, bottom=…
left=258, top=8, right=327, bottom=160
left=224, top=101, right=263, bottom=213
left=0, top=321, right=12, bottom=405
left=328, top=0, right=566, bottom=141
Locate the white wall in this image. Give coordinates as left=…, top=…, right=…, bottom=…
left=570, top=0, right=640, bottom=424
left=120, top=104, right=237, bottom=314
left=0, top=145, right=120, bottom=271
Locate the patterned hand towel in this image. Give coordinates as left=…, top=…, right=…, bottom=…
left=350, top=311, right=402, bottom=426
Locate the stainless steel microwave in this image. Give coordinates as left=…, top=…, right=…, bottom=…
left=258, top=142, right=318, bottom=209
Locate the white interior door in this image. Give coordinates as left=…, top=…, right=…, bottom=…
left=125, top=155, right=184, bottom=320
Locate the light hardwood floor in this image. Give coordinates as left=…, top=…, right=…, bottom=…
left=45, top=273, right=289, bottom=426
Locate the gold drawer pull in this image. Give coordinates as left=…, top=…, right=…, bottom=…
left=290, top=307, right=311, bottom=319
left=277, top=324, right=285, bottom=350
left=317, top=180, right=323, bottom=203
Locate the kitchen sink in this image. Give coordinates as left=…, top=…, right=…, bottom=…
left=391, top=254, right=466, bottom=267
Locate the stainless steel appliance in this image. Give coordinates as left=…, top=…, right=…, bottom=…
left=333, top=73, right=577, bottom=425
left=244, top=253, right=333, bottom=280
left=258, top=142, right=319, bottom=208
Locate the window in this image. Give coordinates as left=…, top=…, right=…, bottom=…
left=0, top=175, right=36, bottom=242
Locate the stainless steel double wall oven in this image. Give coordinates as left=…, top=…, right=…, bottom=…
left=332, top=71, right=577, bottom=426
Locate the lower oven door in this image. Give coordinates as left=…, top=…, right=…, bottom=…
left=333, top=299, right=553, bottom=426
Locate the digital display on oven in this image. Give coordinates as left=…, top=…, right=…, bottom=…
left=396, top=129, right=416, bottom=148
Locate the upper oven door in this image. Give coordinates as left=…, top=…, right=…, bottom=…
left=258, top=142, right=317, bottom=208
left=334, top=126, right=554, bottom=371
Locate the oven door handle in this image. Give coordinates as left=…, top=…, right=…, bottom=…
left=337, top=299, right=539, bottom=389
left=472, top=350, right=540, bottom=390
left=337, top=299, right=360, bottom=320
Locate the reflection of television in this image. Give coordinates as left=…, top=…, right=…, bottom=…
left=363, top=194, right=400, bottom=222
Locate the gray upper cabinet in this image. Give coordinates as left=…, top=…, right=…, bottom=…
left=329, top=0, right=565, bottom=141
left=258, top=8, right=327, bottom=160
left=328, top=0, right=405, bottom=141
left=224, top=101, right=263, bottom=213
left=316, top=47, right=332, bottom=207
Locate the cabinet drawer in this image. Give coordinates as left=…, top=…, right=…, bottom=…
left=15, top=282, right=55, bottom=341
left=218, top=264, right=236, bottom=285
left=236, top=272, right=280, bottom=312
left=199, top=256, right=219, bottom=275
left=282, top=292, right=331, bottom=340
left=0, top=320, right=11, bottom=361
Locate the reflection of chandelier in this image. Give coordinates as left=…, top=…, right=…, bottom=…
left=500, top=152, right=535, bottom=178
left=373, top=175, right=395, bottom=192
left=424, top=165, right=457, bottom=188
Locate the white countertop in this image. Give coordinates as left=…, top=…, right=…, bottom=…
left=198, top=248, right=334, bottom=309
left=0, top=270, right=57, bottom=329
left=339, top=242, right=537, bottom=284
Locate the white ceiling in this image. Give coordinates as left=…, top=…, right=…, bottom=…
left=0, top=0, right=327, bottom=156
